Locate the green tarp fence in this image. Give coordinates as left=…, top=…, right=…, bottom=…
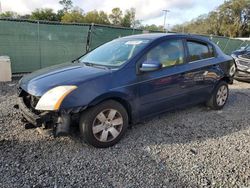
left=207, top=35, right=250, bottom=55
left=90, top=24, right=143, bottom=50
left=0, top=19, right=90, bottom=73
left=0, top=19, right=249, bottom=73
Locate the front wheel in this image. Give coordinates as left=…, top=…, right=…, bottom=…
left=206, top=81, right=229, bottom=110
left=79, top=100, right=128, bottom=148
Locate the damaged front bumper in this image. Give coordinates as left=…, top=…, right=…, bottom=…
left=17, top=97, right=52, bottom=127
left=16, top=96, right=72, bottom=136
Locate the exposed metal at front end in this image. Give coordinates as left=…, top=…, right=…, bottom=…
left=16, top=88, right=72, bottom=137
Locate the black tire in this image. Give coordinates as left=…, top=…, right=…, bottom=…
left=206, top=81, right=229, bottom=110
left=79, top=100, right=128, bottom=148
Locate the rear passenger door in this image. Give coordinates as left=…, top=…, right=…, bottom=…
left=182, top=39, right=217, bottom=102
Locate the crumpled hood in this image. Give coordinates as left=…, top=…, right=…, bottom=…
left=19, top=62, right=110, bottom=96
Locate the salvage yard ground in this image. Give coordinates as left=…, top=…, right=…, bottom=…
left=0, top=80, right=250, bottom=187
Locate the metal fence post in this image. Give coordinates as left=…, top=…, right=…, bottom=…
left=37, top=21, right=42, bottom=69
left=86, top=23, right=94, bottom=52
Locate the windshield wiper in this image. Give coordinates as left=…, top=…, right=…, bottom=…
left=82, top=62, right=110, bottom=70
left=72, top=59, right=80, bottom=63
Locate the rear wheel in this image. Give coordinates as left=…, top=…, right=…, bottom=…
left=206, top=81, right=229, bottom=110
left=79, top=100, right=128, bottom=148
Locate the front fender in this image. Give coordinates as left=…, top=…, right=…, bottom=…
left=59, top=74, right=112, bottom=110
left=88, top=91, right=132, bottom=106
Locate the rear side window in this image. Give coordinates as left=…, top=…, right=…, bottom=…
left=187, top=41, right=215, bottom=62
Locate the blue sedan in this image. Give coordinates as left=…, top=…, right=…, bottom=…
left=17, top=33, right=235, bottom=147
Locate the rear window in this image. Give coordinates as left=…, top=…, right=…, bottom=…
left=187, top=41, right=215, bottom=62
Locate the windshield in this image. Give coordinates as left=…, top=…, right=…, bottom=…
left=79, top=38, right=150, bottom=67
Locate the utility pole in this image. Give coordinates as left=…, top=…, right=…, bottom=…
left=162, top=9, right=170, bottom=32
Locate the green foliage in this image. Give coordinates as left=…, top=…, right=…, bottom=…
left=109, top=8, right=123, bottom=25
left=84, top=10, right=110, bottom=24
left=0, top=0, right=249, bottom=36
left=0, top=11, right=19, bottom=18
left=140, top=24, right=164, bottom=32
left=59, top=0, right=73, bottom=12
left=56, top=10, right=65, bottom=21
left=121, top=8, right=136, bottom=27
left=98, top=11, right=110, bottom=25
left=61, top=9, right=110, bottom=24
left=20, top=14, right=31, bottom=19
left=61, top=6, right=138, bottom=27
left=30, top=8, right=59, bottom=21
left=0, top=0, right=141, bottom=29
left=172, top=0, right=250, bottom=37
left=61, top=8, right=85, bottom=23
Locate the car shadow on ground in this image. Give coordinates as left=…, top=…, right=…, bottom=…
left=68, top=86, right=250, bottom=148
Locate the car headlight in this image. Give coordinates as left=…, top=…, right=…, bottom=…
left=35, top=85, right=77, bottom=111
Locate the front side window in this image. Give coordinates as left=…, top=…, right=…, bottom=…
left=79, top=38, right=150, bottom=68
left=141, top=39, right=185, bottom=68
left=187, top=41, right=214, bottom=62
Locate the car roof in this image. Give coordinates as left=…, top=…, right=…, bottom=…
left=122, top=33, right=211, bottom=43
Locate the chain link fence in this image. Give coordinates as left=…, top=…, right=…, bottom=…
left=0, top=19, right=249, bottom=73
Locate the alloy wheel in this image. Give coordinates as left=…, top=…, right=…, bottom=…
left=216, top=85, right=228, bottom=106
left=92, top=109, right=123, bottom=142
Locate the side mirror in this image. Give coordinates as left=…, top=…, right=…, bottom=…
left=139, top=60, right=162, bottom=72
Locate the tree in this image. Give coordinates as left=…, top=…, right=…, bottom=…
left=30, top=8, right=59, bottom=21
left=140, top=24, right=164, bottom=31
left=171, top=0, right=250, bottom=37
left=0, top=11, right=20, bottom=18
left=20, top=14, right=31, bottom=19
left=56, top=10, right=65, bottom=21
left=109, top=8, right=123, bottom=25
left=61, top=8, right=85, bottom=23
left=98, top=11, right=110, bottom=25
left=206, top=11, right=223, bottom=36
left=84, top=10, right=110, bottom=24
left=59, top=0, right=73, bottom=12
left=219, top=0, right=250, bottom=37
left=171, top=24, right=184, bottom=33
left=133, top=19, right=142, bottom=29
left=121, top=8, right=136, bottom=27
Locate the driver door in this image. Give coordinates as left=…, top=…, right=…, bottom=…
left=137, top=38, right=189, bottom=117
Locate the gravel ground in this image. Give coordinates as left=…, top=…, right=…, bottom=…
left=0, top=79, right=250, bottom=188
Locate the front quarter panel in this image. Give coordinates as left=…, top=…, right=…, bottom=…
left=60, top=73, right=112, bottom=110
left=59, top=65, right=138, bottom=113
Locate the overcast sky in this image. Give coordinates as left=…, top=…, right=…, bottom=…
left=0, top=0, right=224, bottom=27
